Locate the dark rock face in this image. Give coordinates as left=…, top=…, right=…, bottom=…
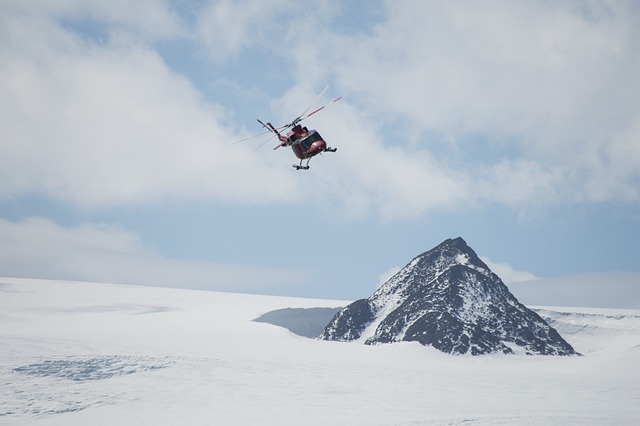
left=316, top=299, right=375, bottom=341
left=318, top=237, right=578, bottom=356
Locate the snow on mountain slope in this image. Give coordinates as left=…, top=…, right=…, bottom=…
left=319, top=238, right=577, bottom=355
left=1, top=277, right=640, bottom=425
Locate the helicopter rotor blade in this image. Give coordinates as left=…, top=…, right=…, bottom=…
left=298, top=85, right=329, bottom=118
left=232, top=119, right=288, bottom=146
left=235, top=86, right=339, bottom=150
left=302, top=96, right=343, bottom=121
left=287, top=85, right=330, bottom=128
left=232, top=129, right=272, bottom=145
left=251, top=134, right=277, bottom=152
left=257, top=118, right=289, bottom=134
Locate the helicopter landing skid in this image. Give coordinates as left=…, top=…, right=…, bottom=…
left=292, top=146, right=338, bottom=170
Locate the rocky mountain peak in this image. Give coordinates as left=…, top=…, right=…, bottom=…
left=318, top=237, right=578, bottom=356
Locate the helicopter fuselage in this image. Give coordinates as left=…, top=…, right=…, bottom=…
left=290, top=130, right=327, bottom=160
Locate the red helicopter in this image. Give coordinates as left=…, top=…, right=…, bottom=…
left=237, top=86, right=342, bottom=170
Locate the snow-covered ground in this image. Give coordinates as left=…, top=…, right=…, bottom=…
left=1, top=278, right=639, bottom=425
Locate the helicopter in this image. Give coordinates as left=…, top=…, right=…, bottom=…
left=236, top=86, right=342, bottom=170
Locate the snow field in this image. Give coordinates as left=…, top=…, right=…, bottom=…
left=1, top=278, right=639, bottom=425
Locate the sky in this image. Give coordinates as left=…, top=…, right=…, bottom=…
left=1, top=0, right=639, bottom=307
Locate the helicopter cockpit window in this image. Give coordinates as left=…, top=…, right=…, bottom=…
left=298, top=130, right=322, bottom=150
left=304, top=131, right=322, bottom=143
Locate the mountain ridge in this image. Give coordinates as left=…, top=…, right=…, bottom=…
left=318, top=237, right=579, bottom=355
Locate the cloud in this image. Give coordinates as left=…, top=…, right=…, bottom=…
left=480, top=256, right=538, bottom=284
left=0, top=217, right=304, bottom=292
left=2, top=1, right=639, bottom=220
left=299, top=100, right=473, bottom=219
left=508, top=273, right=640, bottom=309
left=3, top=0, right=185, bottom=41
left=285, top=1, right=640, bottom=212
left=376, top=265, right=402, bottom=289
left=195, top=0, right=291, bottom=61
left=0, top=2, right=299, bottom=208
left=1, top=1, right=474, bottom=221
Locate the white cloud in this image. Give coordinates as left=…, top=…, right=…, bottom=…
left=0, top=3, right=299, bottom=208
left=3, top=0, right=185, bottom=41
left=0, top=217, right=304, bottom=292
left=376, top=265, right=402, bottom=289
left=476, top=160, right=564, bottom=208
left=2, top=1, right=639, bottom=219
left=286, top=1, right=640, bottom=212
left=195, top=0, right=291, bottom=61
left=508, top=273, right=640, bottom=309
left=480, top=256, right=538, bottom=284
left=291, top=99, right=473, bottom=220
